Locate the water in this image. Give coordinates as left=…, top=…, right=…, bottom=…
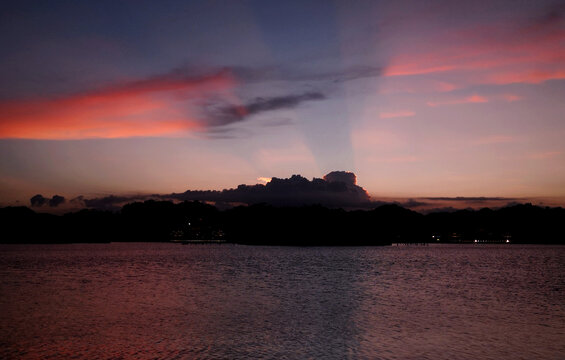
left=1, top=243, right=564, bottom=359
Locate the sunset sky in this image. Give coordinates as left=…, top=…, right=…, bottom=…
left=1, top=0, right=564, bottom=209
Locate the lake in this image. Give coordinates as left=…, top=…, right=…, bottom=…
left=1, top=243, right=564, bottom=359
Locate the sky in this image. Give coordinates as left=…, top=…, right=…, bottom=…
left=1, top=0, right=564, bottom=210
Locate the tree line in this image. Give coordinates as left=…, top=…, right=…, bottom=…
left=1, top=201, right=564, bottom=245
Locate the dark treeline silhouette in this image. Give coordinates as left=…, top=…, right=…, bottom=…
left=1, top=201, right=564, bottom=245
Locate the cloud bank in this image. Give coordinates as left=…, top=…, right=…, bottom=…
left=26, top=175, right=542, bottom=214
left=74, top=171, right=373, bottom=211
left=30, top=194, right=66, bottom=207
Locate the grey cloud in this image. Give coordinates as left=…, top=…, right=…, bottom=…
left=83, top=195, right=144, bottom=211
left=169, top=172, right=371, bottom=208
left=30, top=194, right=47, bottom=207
left=30, top=194, right=66, bottom=207
left=78, top=172, right=377, bottom=210
left=260, top=118, right=294, bottom=127
left=103, top=63, right=378, bottom=130
left=205, top=92, right=326, bottom=126
left=231, top=65, right=382, bottom=84
left=151, top=64, right=381, bottom=89
left=422, top=207, right=465, bottom=214
left=520, top=2, right=565, bottom=34
left=536, top=3, right=565, bottom=27
left=323, top=171, right=357, bottom=186
left=398, top=199, right=430, bottom=208
left=229, top=66, right=280, bottom=83
left=70, top=196, right=85, bottom=207
left=48, top=195, right=65, bottom=207
left=327, top=66, right=382, bottom=83
left=196, top=127, right=253, bottom=140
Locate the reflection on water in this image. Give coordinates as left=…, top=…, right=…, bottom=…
left=1, top=243, right=564, bottom=359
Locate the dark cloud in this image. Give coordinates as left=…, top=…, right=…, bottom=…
left=398, top=199, right=429, bottom=208
left=48, top=195, right=65, bottom=207
left=169, top=172, right=371, bottom=208
left=70, top=195, right=85, bottom=206
left=326, top=66, right=382, bottom=83
left=323, top=171, right=357, bottom=186
left=83, top=195, right=145, bottom=211
left=502, top=201, right=535, bottom=209
left=197, top=127, right=253, bottom=140
left=228, top=66, right=280, bottom=83
left=205, top=92, right=326, bottom=126
left=536, top=2, right=565, bottom=27
left=231, top=65, right=382, bottom=84
left=259, top=118, right=293, bottom=127
left=150, top=63, right=381, bottom=92
left=78, top=172, right=374, bottom=210
left=30, top=194, right=66, bottom=207
left=30, top=194, right=47, bottom=207
left=94, top=63, right=379, bottom=132
left=521, top=2, right=565, bottom=34
left=422, top=207, right=467, bottom=214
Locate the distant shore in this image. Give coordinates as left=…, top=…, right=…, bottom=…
left=1, top=201, right=564, bottom=245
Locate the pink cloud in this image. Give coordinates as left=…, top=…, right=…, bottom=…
left=0, top=70, right=236, bottom=140
left=383, top=64, right=457, bottom=77
left=436, top=82, right=458, bottom=92
left=473, top=135, right=519, bottom=145
left=383, top=18, right=565, bottom=86
left=487, top=70, right=565, bottom=85
left=467, top=94, right=488, bottom=103
left=503, top=94, right=523, bottom=102
left=528, top=151, right=562, bottom=159
left=427, top=94, right=488, bottom=107
left=379, top=110, right=415, bottom=119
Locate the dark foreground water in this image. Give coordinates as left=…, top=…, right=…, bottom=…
left=1, top=243, right=564, bottom=359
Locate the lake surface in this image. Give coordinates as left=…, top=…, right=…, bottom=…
left=1, top=243, right=564, bottom=359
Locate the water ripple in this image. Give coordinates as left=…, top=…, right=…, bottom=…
left=1, top=243, right=564, bottom=359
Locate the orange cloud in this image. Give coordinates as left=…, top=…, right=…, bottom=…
left=0, top=70, right=235, bottom=140
left=257, top=177, right=272, bottom=184
left=379, top=110, right=415, bottom=119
